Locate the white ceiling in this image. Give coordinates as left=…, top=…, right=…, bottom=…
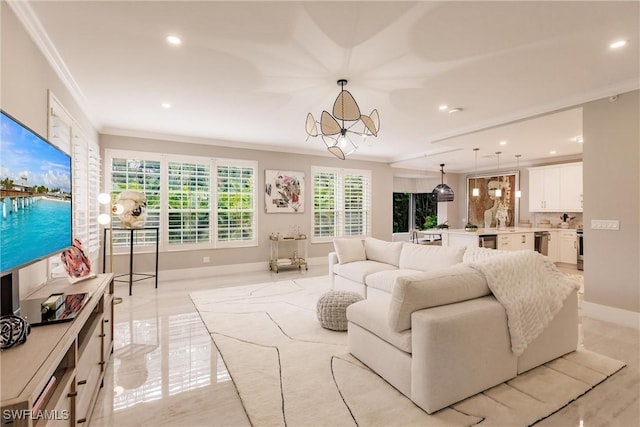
left=15, top=1, right=639, bottom=173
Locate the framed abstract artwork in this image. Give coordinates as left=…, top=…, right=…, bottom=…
left=264, top=170, right=304, bottom=213
left=466, top=171, right=519, bottom=229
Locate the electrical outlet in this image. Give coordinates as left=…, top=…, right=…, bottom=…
left=591, top=219, right=620, bottom=230
left=203, top=256, right=211, bottom=263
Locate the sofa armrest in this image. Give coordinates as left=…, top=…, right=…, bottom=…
left=328, top=251, right=339, bottom=288
left=410, top=296, right=517, bottom=413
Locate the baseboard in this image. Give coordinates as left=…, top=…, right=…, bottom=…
left=582, top=301, right=640, bottom=330
left=157, top=256, right=327, bottom=281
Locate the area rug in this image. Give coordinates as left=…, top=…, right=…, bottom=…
left=191, top=276, right=625, bottom=427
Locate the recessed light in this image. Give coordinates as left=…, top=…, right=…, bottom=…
left=549, top=150, right=557, bottom=155
left=166, top=35, right=182, bottom=46
left=575, top=136, right=584, bottom=143
left=439, top=104, right=448, bottom=111
left=499, top=140, right=507, bottom=146
left=609, top=39, right=627, bottom=49
left=161, top=102, right=171, bottom=109
left=448, top=107, right=462, bottom=114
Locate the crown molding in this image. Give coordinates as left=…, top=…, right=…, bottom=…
left=6, top=0, right=100, bottom=129
left=101, top=127, right=388, bottom=164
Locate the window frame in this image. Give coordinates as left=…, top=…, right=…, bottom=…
left=104, top=149, right=258, bottom=253
left=310, top=165, right=372, bottom=243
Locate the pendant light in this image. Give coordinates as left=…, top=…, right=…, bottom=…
left=305, top=79, right=380, bottom=160
left=472, top=148, right=480, bottom=197
left=432, top=164, right=454, bottom=202
left=515, top=154, right=522, bottom=198
left=494, top=152, right=502, bottom=198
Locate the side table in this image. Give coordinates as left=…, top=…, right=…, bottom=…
left=103, top=227, right=159, bottom=295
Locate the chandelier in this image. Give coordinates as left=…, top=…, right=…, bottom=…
left=305, top=79, right=380, bottom=160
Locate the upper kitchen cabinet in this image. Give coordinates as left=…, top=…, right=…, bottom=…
left=559, top=163, right=583, bottom=211
left=528, top=166, right=560, bottom=211
left=528, top=162, right=583, bottom=212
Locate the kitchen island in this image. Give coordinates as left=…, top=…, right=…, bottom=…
left=441, top=227, right=549, bottom=251
left=431, top=227, right=578, bottom=263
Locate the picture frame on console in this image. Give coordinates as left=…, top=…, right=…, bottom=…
left=264, top=170, right=304, bottom=213
left=467, top=171, right=519, bottom=229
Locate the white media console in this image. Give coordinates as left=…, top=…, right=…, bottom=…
left=1, top=274, right=114, bottom=426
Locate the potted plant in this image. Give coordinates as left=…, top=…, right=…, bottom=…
left=465, top=222, right=478, bottom=232
left=423, top=215, right=438, bottom=230
left=437, top=220, right=449, bottom=229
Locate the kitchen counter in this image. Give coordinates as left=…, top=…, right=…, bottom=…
left=442, top=227, right=575, bottom=235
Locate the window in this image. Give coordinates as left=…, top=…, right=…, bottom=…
left=105, top=150, right=257, bottom=252
left=392, top=192, right=438, bottom=232
left=168, top=161, right=210, bottom=245
left=48, top=93, right=101, bottom=276
left=311, top=166, right=371, bottom=242
left=216, top=162, right=255, bottom=245
left=110, top=156, right=161, bottom=247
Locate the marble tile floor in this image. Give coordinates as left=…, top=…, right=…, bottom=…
left=89, top=265, right=639, bottom=427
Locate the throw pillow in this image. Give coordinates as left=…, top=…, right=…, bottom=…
left=333, top=238, right=366, bottom=264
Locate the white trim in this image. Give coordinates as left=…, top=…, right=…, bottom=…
left=156, top=256, right=327, bottom=281
left=7, top=1, right=99, bottom=129
left=583, top=301, right=640, bottom=330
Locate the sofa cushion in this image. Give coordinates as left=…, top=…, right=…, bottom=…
left=365, top=269, right=422, bottom=294
left=347, top=299, right=412, bottom=353
left=333, top=238, right=366, bottom=264
left=398, top=244, right=466, bottom=271
left=332, top=260, right=398, bottom=284
left=364, top=237, right=404, bottom=267
left=388, top=264, right=491, bottom=332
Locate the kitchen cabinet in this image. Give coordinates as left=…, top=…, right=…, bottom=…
left=560, top=163, right=583, bottom=211
left=558, top=230, right=578, bottom=264
left=528, top=167, right=560, bottom=211
left=547, top=230, right=560, bottom=263
left=528, top=162, right=582, bottom=213
left=497, top=232, right=534, bottom=251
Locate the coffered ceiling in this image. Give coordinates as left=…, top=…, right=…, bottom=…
left=12, top=1, right=639, bottom=172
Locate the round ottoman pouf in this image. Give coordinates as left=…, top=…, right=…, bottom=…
left=316, top=291, right=363, bottom=331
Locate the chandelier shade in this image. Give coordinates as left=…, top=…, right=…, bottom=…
left=306, top=79, right=380, bottom=160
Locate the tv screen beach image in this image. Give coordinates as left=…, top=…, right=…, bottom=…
left=0, top=112, right=72, bottom=273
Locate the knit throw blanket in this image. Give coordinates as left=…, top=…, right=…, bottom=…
left=464, top=248, right=580, bottom=356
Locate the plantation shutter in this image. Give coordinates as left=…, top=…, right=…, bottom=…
left=167, top=161, right=211, bottom=245
left=311, top=166, right=371, bottom=241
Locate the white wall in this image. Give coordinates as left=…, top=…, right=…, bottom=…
left=583, top=90, right=639, bottom=315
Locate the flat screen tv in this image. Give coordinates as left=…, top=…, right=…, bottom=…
left=0, top=111, right=72, bottom=274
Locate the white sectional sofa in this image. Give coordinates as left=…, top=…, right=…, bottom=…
left=328, top=237, right=467, bottom=300
left=328, top=237, right=579, bottom=414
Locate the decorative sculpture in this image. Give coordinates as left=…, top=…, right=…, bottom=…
left=116, top=191, right=147, bottom=229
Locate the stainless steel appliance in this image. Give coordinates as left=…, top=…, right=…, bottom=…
left=479, top=234, right=497, bottom=249
left=534, top=231, right=550, bottom=256
left=577, top=229, right=584, bottom=270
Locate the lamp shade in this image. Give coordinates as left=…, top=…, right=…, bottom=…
left=432, top=164, right=454, bottom=202
left=433, top=184, right=455, bottom=202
